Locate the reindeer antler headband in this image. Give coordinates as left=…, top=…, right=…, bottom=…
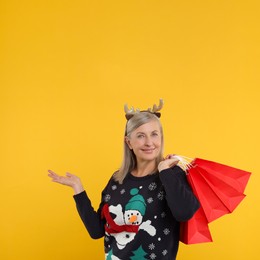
left=124, top=99, right=164, bottom=120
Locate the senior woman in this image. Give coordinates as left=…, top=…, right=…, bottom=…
left=48, top=99, right=199, bottom=260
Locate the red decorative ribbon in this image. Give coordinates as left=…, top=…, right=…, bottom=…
left=101, top=204, right=139, bottom=234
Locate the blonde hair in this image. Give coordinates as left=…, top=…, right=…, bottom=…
left=113, top=112, right=164, bottom=184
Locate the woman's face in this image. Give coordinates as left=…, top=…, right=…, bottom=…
left=126, top=120, right=162, bottom=163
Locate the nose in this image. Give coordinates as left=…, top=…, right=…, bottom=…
left=144, top=136, right=153, bottom=146
left=129, top=215, right=137, bottom=223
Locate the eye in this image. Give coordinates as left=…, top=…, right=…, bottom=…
left=137, top=134, right=144, bottom=138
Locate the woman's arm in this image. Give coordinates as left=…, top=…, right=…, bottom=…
left=48, top=170, right=105, bottom=239
left=73, top=190, right=105, bottom=239
left=158, top=157, right=200, bottom=222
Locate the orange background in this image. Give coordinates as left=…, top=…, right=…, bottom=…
left=0, top=0, right=259, bottom=259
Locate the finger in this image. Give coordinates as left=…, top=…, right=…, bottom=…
left=66, top=172, right=73, bottom=177
left=165, top=157, right=179, bottom=166
left=48, top=171, right=63, bottom=181
left=165, top=157, right=179, bottom=162
left=52, top=176, right=66, bottom=184
left=165, top=154, right=176, bottom=160
left=164, top=155, right=170, bottom=160
left=51, top=178, right=60, bottom=183
left=48, top=170, right=59, bottom=178
left=170, top=157, right=179, bottom=163
left=47, top=172, right=56, bottom=178
left=169, top=154, right=176, bottom=159
left=49, top=170, right=62, bottom=178
left=48, top=174, right=59, bottom=181
left=170, top=161, right=179, bottom=168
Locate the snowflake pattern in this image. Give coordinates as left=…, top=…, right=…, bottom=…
left=148, top=182, right=157, bottom=191
left=157, top=191, right=165, bottom=200
left=163, top=228, right=170, bottom=235
left=147, top=197, right=154, bottom=204
left=161, top=212, right=166, bottom=218
left=162, top=249, right=168, bottom=256
left=111, top=185, right=117, bottom=190
left=120, top=189, right=125, bottom=194
left=150, top=253, right=157, bottom=259
left=148, top=243, right=155, bottom=250
left=104, top=194, right=111, bottom=202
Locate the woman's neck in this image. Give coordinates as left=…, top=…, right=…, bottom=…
left=132, top=160, right=157, bottom=177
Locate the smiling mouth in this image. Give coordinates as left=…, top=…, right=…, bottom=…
left=142, top=148, right=155, bottom=152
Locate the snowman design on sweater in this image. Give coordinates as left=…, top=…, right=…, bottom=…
left=74, top=167, right=199, bottom=260
left=102, top=188, right=156, bottom=250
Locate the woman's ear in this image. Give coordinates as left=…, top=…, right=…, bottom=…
left=125, top=136, right=132, bottom=149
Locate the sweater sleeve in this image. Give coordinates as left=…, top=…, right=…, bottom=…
left=159, top=165, right=200, bottom=222
left=73, top=190, right=106, bottom=239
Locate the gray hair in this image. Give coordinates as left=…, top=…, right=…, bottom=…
left=114, top=112, right=164, bottom=184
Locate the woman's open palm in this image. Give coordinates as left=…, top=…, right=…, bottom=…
left=48, top=170, right=84, bottom=194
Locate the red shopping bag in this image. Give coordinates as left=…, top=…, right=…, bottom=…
left=180, top=207, right=212, bottom=244
left=179, top=157, right=251, bottom=244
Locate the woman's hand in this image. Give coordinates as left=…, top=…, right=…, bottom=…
left=158, top=154, right=180, bottom=172
left=48, top=170, right=84, bottom=195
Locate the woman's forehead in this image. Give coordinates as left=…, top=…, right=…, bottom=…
left=134, top=120, right=161, bottom=133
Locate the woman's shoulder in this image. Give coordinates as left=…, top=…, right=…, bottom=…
left=105, top=171, right=120, bottom=186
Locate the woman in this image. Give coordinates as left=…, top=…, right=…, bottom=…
left=48, top=100, right=200, bottom=260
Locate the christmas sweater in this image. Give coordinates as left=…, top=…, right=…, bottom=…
left=73, top=166, right=200, bottom=260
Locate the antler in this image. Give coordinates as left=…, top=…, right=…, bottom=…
left=124, top=104, right=140, bottom=120
left=148, top=99, right=164, bottom=113
left=124, top=99, right=164, bottom=120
